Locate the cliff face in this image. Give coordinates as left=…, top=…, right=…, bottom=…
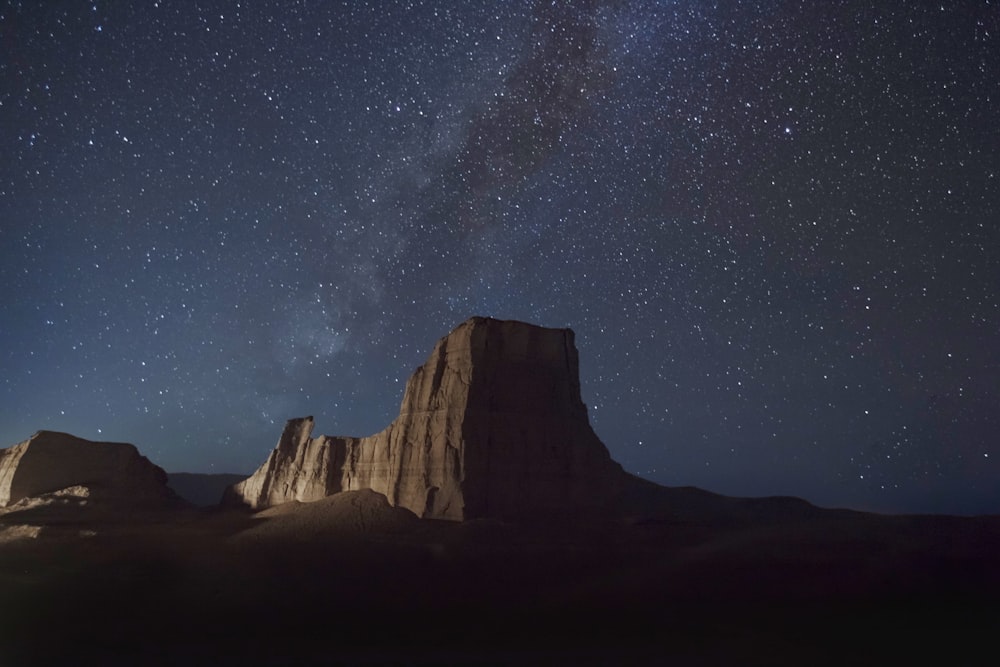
left=226, top=317, right=624, bottom=520
left=0, top=431, right=178, bottom=508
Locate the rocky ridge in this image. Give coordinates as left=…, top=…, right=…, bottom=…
left=225, top=317, right=626, bottom=520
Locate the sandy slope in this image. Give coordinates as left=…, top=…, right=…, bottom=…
left=240, top=488, right=422, bottom=537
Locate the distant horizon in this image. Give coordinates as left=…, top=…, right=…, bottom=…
left=8, top=416, right=998, bottom=518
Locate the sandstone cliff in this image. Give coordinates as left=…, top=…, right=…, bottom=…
left=226, top=317, right=625, bottom=520
left=0, top=430, right=179, bottom=508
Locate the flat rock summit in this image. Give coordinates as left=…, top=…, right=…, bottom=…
left=225, top=316, right=626, bottom=520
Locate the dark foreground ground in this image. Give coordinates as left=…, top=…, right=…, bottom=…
left=2, top=489, right=999, bottom=666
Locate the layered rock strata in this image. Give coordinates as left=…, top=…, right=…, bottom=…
left=0, top=430, right=178, bottom=508
left=226, top=317, right=625, bottom=520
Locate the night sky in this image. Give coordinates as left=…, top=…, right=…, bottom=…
left=2, top=1, right=998, bottom=515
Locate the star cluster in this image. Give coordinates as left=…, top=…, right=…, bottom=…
left=2, top=1, right=997, bottom=514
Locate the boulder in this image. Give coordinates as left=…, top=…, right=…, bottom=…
left=0, top=430, right=179, bottom=509
left=225, top=317, right=625, bottom=520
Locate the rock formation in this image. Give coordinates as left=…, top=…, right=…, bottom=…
left=226, top=317, right=626, bottom=520
left=0, top=430, right=179, bottom=508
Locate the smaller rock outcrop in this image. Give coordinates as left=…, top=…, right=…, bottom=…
left=0, top=430, right=179, bottom=509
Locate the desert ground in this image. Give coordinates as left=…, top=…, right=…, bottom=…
left=1, top=485, right=998, bottom=666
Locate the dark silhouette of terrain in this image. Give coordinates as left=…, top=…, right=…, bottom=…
left=167, top=472, right=249, bottom=507
left=2, top=482, right=998, bottom=666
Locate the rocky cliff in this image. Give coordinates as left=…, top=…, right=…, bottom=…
left=225, top=317, right=626, bottom=520
left=0, top=430, right=179, bottom=508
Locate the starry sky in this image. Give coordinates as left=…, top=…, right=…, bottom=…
left=2, top=1, right=998, bottom=515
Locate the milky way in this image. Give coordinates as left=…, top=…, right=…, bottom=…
left=2, top=1, right=997, bottom=514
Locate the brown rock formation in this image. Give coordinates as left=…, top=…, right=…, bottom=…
left=226, top=317, right=625, bottom=520
left=0, top=430, right=179, bottom=508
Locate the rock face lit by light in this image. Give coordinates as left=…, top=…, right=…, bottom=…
left=225, top=317, right=624, bottom=520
